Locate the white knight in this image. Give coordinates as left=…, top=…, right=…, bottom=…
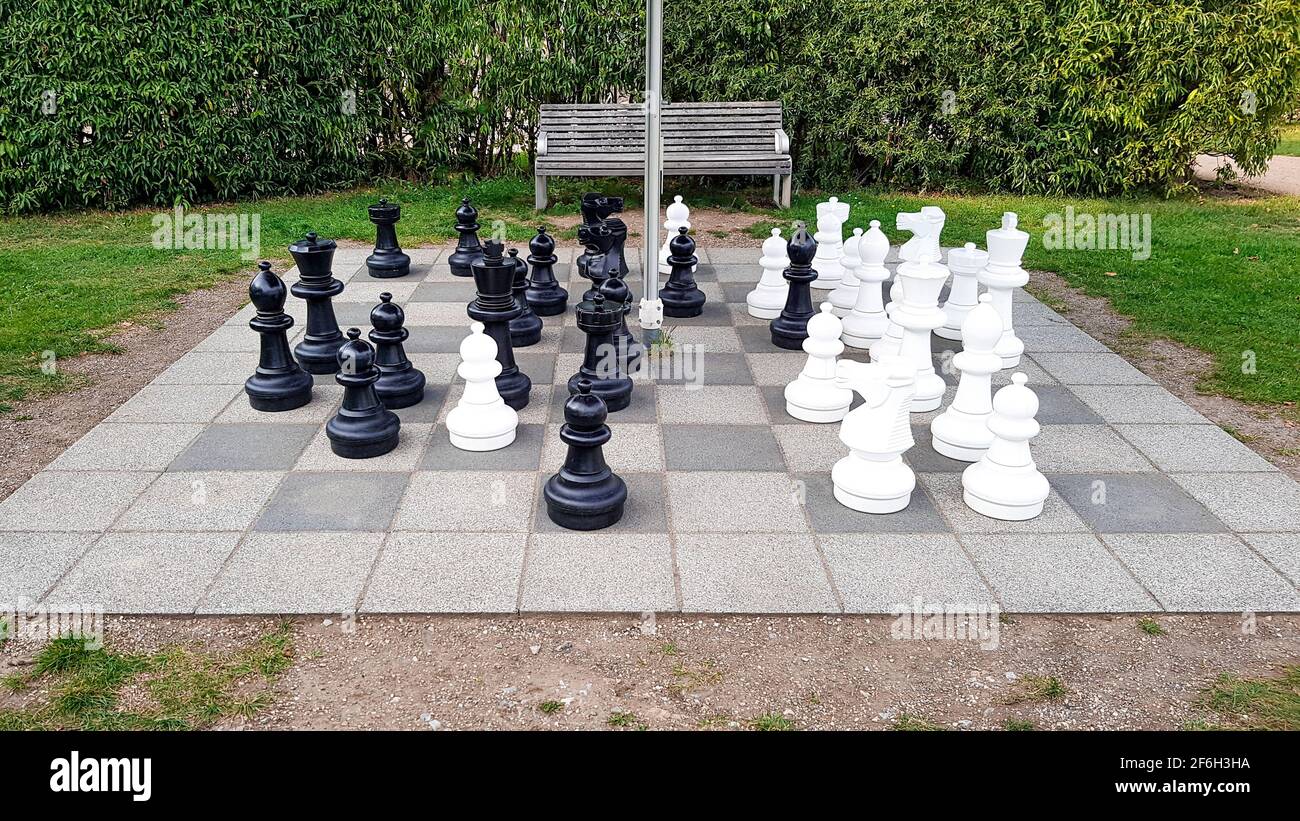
left=831, top=357, right=917, bottom=514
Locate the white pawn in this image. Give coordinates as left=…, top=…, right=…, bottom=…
left=931, top=294, right=1002, bottom=461
left=842, top=220, right=890, bottom=348
left=446, top=322, right=519, bottom=451
left=745, top=227, right=790, bottom=319
left=889, top=209, right=949, bottom=412
left=828, top=228, right=863, bottom=317
left=785, top=303, right=853, bottom=423
left=831, top=357, right=916, bottom=513
left=870, top=278, right=905, bottom=360
left=961, top=372, right=1049, bottom=520
left=936, top=242, right=987, bottom=341
left=810, top=196, right=850, bottom=289
left=658, top=195, right=693, bottom=275
left=979, top=212, right=1029, bottom=367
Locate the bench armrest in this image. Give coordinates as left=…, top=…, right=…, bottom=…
left=775, top=128, right=790, bottom=154
left=537, top=130, right=548, bottom=156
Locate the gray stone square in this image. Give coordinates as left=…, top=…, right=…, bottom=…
left=521, top=534, right=676, bottom=612
left=666, top=300, right=734, bottom=326
left=107, top=383, right=243, bottom=424
left=737, top=324, right=780, bottom=353
left=656, top=385, right=768, bottom=424
left=667, top=471, right=809, bottom=533
left=919, top=472, right=1090, bottom=534
left=422, top=424, right=544, bottom=470
left=646, top=351, right=752, bottom=386
left=0, top=532, right=96, bottom=602
left=394, top=470, right=535, bottom=532
left=1031, top=425, right=1151, bottom=473
left=721, top=282, right=753, bottom=303
left=407, top=353, right=465, bottom=384
left=1033, top=352, right=1154, bottom=385
left=1115, top=424, right=1278, bottom=473
left=168, top=424, right=319, bottom=471
left=676, top=534, right=837, bottom=612
left=214, top=385, right=342, bottom=424
left=293, top=424, right=432, bottom=472
left=795, top=473, right=951, bottom=533
left=534, top=473, right=669, bottom=534
left=50, top=423, right=204, bottom=472
left=1032, top=385, right=1105, bottom=424
left=1018, top=325, right=1108, bottom=353
left=820, top=534, right=994, bottom=613
left=256, top=472, right=409, bottom=531
left=963, top=533, right=1159, bottom=612
left=1103, top=533, right=1300, bottom=612
left=117, top=471, right=283, bottom=532
left=0, top=472, right=156, bottom=532
left=389, top=385, right=449, bottom=423
left=442, top=383, right=551, bottom=425
left=201, top=531, right=384, bottom=614
left=542, top=422, right=664, bottom=471
left=363, top=532, right=523, bottom=613
left=1238, top=533, right=1300, bottom=584
left=664, top=424, right=785, bottom=471
left=334, top=281, right=418, bottom=304
left=410, top=281, right=477, bottom=302
left=1171, top=472, right=1300, bottom=532
left=772, top=423, right=844, bottom=472
left=906, top=426, right=974, bottom=473
left=404, top=325, right=473, bottom=353
left=1069, top=385, right=1208, bottom=424
left=1050, top=473, right=1228, bottom=533
left=746, top=352, right=805, bottom=386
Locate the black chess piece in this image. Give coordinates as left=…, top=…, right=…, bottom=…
left=660, top=226, right=706, bottom=318
left=365, top=198, right=410, bottom=278
left=326, top=328, right=401, bottom=458
left=448, top=197, right=483, bottom=277
left=577, top=223, right=616, bottom=301
left=469, top=239, right=531, bottom=410
left=508, top=248, right=543, bottom=347
left=568, top=293, right=633, bottom=413
left=244, top=261, right=313, bottom=412
left=523, top=227, right=567, bottom=316
left=577, top=193, right=629, bottom=277
left=289, top=232, right=346, bottom=373
left=597, top=276, right=642, bottom=373
left=770, top=223, right=819, bottom=350
left=543, top=379, right=628, bottom=531
left=368, top=293, right=426, bottom=408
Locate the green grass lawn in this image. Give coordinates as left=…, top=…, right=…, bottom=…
left=0, top=177, right=1297, bottom=410
left=1275, top=123, right=1300, bottom=157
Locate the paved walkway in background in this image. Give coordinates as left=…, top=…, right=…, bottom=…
left=1194, top=153, right=1300, bottom=196
left=0, top=246, right=1296, bottom=616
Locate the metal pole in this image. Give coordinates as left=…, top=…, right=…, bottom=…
left=638, top=0, right=664, bottom=345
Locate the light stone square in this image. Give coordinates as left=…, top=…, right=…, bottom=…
left=820, top=533, right=994, bottom=613
left=963, top=533, right=1159, bottom=612
left=363, top=532, right=523, bottom=613
left=107, top=383, right=243, bottom=423
left=201, top=531, right=384, bottom=614
left=1103, top=533, right=1300, bottom=612
left=0, top=472, right=156, bottom=532
left=394, top=471, right=536, bottom=532
left=676, top=534, right=837, bottom=612
left=521, top=534, right=676, bottom=612
left=0, top=532, right=96, bottom=601
left=1171, top=472, right=1300, bottom=532
left=115, top=471, right=284, bottom=532
left=293, top=424, right=432, bottom=472
left=667, top=472, right=809, bottom=533
left=1115, top=424, right=1277, bottom=473
left=49, top=423, right=204, bottom=472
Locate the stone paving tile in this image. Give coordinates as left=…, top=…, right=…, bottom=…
left=533, top=473, right=669, bottom=534
left=651, top=351, right=751, bottom=386
left=1114, top=424, right=1278, bottom=473
left=667, top=324, right=744, bottom=352
left=728, top=304, right=768, bottom=326
left=663, top=424, right=785, bottom=471
left=795, top=473, right=951, bottom=533
left=405, top=325, right=474, bottom=353
left=107, top=383, right=243, bottom=423
left=201, top=531, right=384, bottom=614
left=548, top=381, right=659, bottom=423
left=1017, top=325, right=1108, bottom=353
left=772, top=423, right=844, bottom=473
left=746, top=352, right=806, bottom=386
left=50, top=423, right=205, bottom=472
left=169, top=423, right=318, bottom=471
left=1032, top=385, right=1105, bottom=425
left=963, top=534, right=1159, bottom=612
left=1031, top=425, right=1152, bottom=473
left=394, top=470, right=535, bottom=532
left=49, top=532, right=240, bottom=614
left=667, top=472, right=809, bottom=533
left=0, top=532, right=96, bottom=601
left=1103, top=533, right=1300, bottom=612
left=194, top=324, right=303, bottom=353
left=1033, top=352, right=1154, bottom=385
left=820, top=534, right=994, bottom=613
left=0, top=472, right=156, bottom=532
left=1170, top=472, right=1300, bottom=532
left=1013, top=301, right=1073, bottom=326
left=293, top=424, right=432, bottom=472
left=422, top=424, right=545, bottom=471
left=541, top=422, right=664, bottom=472
left=406, top=353, right=462, bottom=384
left=1069, top=385, right=1209, bottom=424
left=1049, top=473, right=1228, bottom=533
left=907, top=426, right=973, bottom=473
left=402, top=303, right=480, bottom=326
left=363, top=532, right=524, bottom=613
left=919, top=472, right=1090, bottom=533
left=389, top=385, right=450, bottom=423
left=256, top=472, right=409, bottom=531
left=521, top=534, right=676, bottom=612
left=117, top=471, right=283, bottom=532
left=214, top=385, right=343, bottom=424
left=1238, top=533, right=1300, bottom=584
left=676, top=534, right=837, bottom=612
left=655, top=385, right=768, bottom=424
left=334, top=281, right=419, bottom=304
left=409, top=280, right=478, bottom=303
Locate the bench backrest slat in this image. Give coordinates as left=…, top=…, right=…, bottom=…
left=540, top=102, right=786, bottom=155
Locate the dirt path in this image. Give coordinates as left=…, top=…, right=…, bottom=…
left=1194, top=154, right=1300, bottom=196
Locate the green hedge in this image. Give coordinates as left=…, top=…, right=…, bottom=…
left=1, top=0, right=1297, bottom=212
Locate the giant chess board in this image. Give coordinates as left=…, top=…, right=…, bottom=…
left=1, top=244, right=1296, bottom=615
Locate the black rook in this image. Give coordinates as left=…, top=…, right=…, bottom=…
left=289, top=232, right=346, bottom=373
left=366, top=198, right=411, bottom=278
left=469, top=239, right=531, bottom=410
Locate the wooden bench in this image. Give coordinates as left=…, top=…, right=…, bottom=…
left=534, top=101, right=793, bottom=209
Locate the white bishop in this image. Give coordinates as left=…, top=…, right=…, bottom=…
left=831, top=357, right=916, bottom=513
left=658, top=195, right=693, bottom=275
left=828, top=228, right=863, bottom=317
left=745, top=227, right=790, bottom=319
left=784, top=303, right=852, bottom=423
left=446, top=322, right=519, bottom=451
left=961, top=372, right=1049, bottom=520
left=842, top=219, right=890, bottom=348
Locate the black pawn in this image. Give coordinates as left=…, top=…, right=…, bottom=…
left=245, top=261, right=313, bottom=411
left=448, top=197, right=483, bottom=277
left=543, top=379, right=628, bottom=531
left=568, top=293, right=633, bottom=413
left=369, top=293, right=426, bottom=408
left=660, top=226, right=706, bottom=318
left=326, top=328, right=401, bottom=459
left=508, top=248, right=543, bottom=347
left=770, top=223, right=819, bottom=350
left=289, top=232, right=346, bottom=373
left=576, top=223, right=616, bottom=301
left=524, top=227, right=567, bottom=315
left=366, top=198, right=410, bottom=278
left=597, top=276, right=642, bottom=373
left=469, top=240, right=531, bottom=409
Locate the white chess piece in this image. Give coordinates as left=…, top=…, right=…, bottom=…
left=842, top=220, right=891, bottom=348
left=890, top=209, right=949, bottom=412
left=979, top=212, right=1029, bottom=367
left=922, top=205, right=946, bottom=260
left=831, top=357, right=916, bottom=513
left=810, top=196, right=850, bottom=289
left=961, top=373, right=1049, bottom=520
left=930, top=294, right=1002, bottom=461
left=936, top=242, right=986, bottom=341
left=446, top=322, right=519, bottom=451
left=870, top=278, right=905, bottom=360
left=658, top=195, right=693, bottom=274
left=784, top=303, right=853, bottom=423
left=828, top=228, right=863, bottom=317
left=745, top=227, right=790, bottom=319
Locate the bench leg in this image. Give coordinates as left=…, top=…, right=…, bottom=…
left=534, top=175, right=547, bottom=210
left=779, top=174, right=792, bottom=209
left=772, top=175, right=781, bottom=207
